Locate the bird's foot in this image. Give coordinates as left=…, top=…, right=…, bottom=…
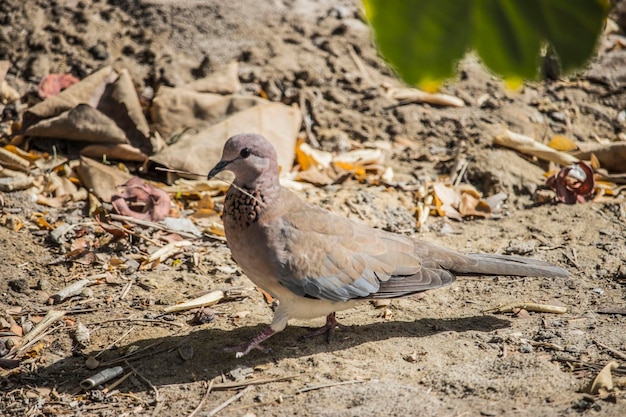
left=224, top=326, right=275, bottom=358
left=300, top=313, right=350, bottom=343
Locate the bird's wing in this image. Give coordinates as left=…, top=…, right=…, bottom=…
left=268, top=202, right=456, bottom=302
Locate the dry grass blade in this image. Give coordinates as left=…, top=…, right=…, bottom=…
left=295, top=379, right=366, bottom=394
left=593, top=339, right=626, bottom=361
left=187, top=379, right=215, bottom=417
left=164, top=290, right=225, bottom=313
left=484, top=302, right=567, bottom=314
left=14, top=310, right=66, bottom=355
left=108, top=214, right=200, bottom=240
left=211, top=374, right=301, bottom=391
left=207, top=385, right=253, bottom=417
left=493, top=130, right=578, bottom=166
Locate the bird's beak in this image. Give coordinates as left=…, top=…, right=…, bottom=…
left=207, top=159, right=231, bottom=179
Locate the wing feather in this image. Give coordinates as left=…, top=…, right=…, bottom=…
left=272, top=205, right=456, bottom=302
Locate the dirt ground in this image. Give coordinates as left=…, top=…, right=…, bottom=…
left=2, top=0, right=626, bottom=416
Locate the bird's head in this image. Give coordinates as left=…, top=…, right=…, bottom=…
left=207, top=133, right=279, bottom=188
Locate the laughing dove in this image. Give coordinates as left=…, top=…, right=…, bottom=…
left=208, top=133, right=568, bottom=357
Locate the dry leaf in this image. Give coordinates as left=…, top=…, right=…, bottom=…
left=111, top=177, right=172, bottom=221
left=585, top=361, right=619, bottom=394
left=548, top=135, right=578, bottom=152
left=38, top=74, right=80, bottom=99
left=546, top=161, right=595, bottom=204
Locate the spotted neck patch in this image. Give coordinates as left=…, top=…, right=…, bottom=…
left=224, top=187, right=267, bottom=228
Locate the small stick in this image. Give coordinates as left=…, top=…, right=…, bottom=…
left=210, top=374, right=301, bottom=391
left=164, top=290, right=225, bottom=313
left=125, top=361, right=161, bottom=403
left=299, top=90, right=320, bottom=149
left=19, top=309, right=66, bottom=347
left=155, top=167, right=266, bottom=209
left=207, top=385, right=253, bottom=416
left=146, top=240, right=192, bottom=263
left=95, top=326, right=136, bottom=359
left=90, top=318, right=184, bottom=328
left=119, top=281, right=132, bottom=300
left=484, top=302, right=568, bottom=314
left=187, top=379, right=215, bottom=417
left=593, top=339, right=626, bottom=361
left=295, top=379, right=365, bottom=394
left=385, top=87, right=465, bottom=108
left=52, top=279, right=93, bottom=304
left=108, top=214, right=200, bottom=240
left=103, top=371, right=135, bottom=394
left=493, top=129, right=578, bottom=166
left=347, top=44, right=373, bottom=86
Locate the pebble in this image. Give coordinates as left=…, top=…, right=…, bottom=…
left=89, top=43, right=109, bottom=60
left=549, top=111, right=566, bottom=123
left=37, top=279, right=52, bottom=291
left=519, top=344, right=534, bottom=353
left=8, top=278, right=29, bottom=293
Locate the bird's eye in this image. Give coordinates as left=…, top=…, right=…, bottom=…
left=239, top=147, right=251, bottom=158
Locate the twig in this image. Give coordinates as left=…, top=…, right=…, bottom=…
left=493, top=129, right=578, bottom=166
left=211, top=374, right=301, bottom=391
left=187, top=379, right=215, bottom=417
left=295, top=379, right=365, bottom=394
left=484, top=302, right=567, bottom=314
left=164, top=290, right=225, bottom=313
left=347, top=44, right=373, bottom=86
left=17, top=309, right=66, bottom=349
left=299, top=89, right=320, bottom=148
left=98, top=335, right=173, bottom=367
left=95, top=326, right=136, bottom=359
left=207, top=385, right=253, bottom=416
left=385, top=87, right=465, bottom=108
left=52, top=280, right=93, bottom=304
left=108, top=213, right=200, bottom=240
left=104, top=371, right=135, bottom=394
left=88, top=318, right=184, bottom=328
left=593, top=339, right=626, bottom=361
left=119, top=281, right=132, bottom=300
left=125, top=361, right=161, bottom=404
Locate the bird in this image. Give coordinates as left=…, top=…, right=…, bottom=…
left=207, top=133, right=568, bottom=357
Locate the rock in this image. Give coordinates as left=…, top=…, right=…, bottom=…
left=8, top=278, right=29, bottom=293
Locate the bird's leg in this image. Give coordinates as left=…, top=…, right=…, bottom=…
left=224, top=326, right=276, bottom=358
left=300, top=313, right=350, bottom=342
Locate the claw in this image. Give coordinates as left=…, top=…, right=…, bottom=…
left=300, top=313, right=350, bottom=343
left=224, top=326, right=275, bottom=357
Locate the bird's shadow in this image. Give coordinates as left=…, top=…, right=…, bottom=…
left=25, top=315, right=509, bottom=393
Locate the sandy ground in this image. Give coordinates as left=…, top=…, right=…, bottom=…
left=1, top=0, right=626, bottom=416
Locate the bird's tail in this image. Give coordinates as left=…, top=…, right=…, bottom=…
left=451, top=253, right=568, bottom=278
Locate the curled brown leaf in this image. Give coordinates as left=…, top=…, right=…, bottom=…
left=111, top=177, right=171, bottom=221
left=546, top=161, right=595, bottom=204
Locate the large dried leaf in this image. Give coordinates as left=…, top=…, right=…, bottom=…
left=182, top=62, right=241, bottom=94
left=24, top=104, right=128, bottom=144
left=75, top=156, right=133, bottom=202
left=23, top=66, right=152, bottom=157
left=150, top=94, right=301, bottom=177
left=574, top=142, right=626, bottom=173
left=24, top=66, right=116, bottom=125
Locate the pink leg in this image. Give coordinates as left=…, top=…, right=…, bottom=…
left=300, top=313, right=350, bottom=342
left=224, top=326, right=276, bottom=358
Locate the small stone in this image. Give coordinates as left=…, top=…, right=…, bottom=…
left=37, top=279, right=52, bottom=291
left=8, top=278, right=29, bottom=293
left=519, top=344, right=534, bottom=353
left=550, top=111, right=566, bottom=123
left=89, top=43, right=109, bottom=60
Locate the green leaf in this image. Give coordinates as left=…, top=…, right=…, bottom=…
left=363, top=0, right=610, bottom=89
left=364, top=0, right=473, bottom=91
left=473, top=0, right=542, bottom=83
